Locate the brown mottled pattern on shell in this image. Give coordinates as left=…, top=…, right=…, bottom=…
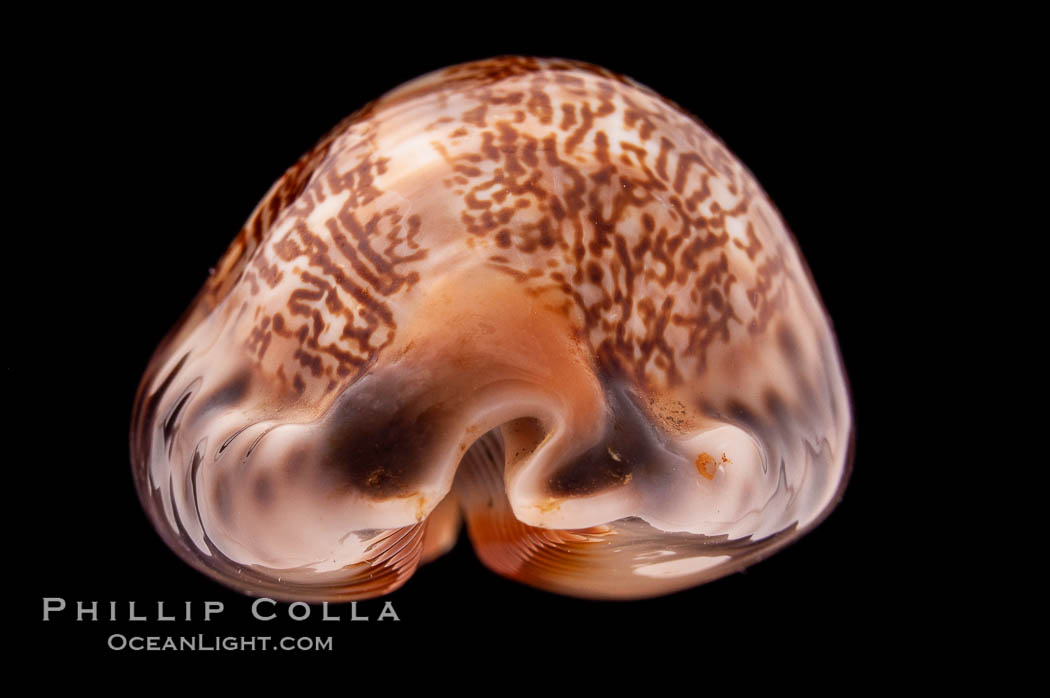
left=213, top=58, right=796, bottom=408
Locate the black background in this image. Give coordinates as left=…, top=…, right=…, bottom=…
left=15, top=17, right=948, bottom=663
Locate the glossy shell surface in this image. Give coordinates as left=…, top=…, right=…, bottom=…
left=131, top=57, right=852, bottom=600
